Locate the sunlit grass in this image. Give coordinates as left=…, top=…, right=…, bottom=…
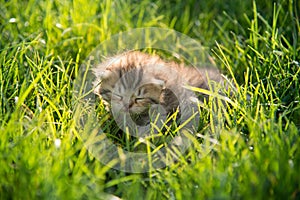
left=1, top=0, right=299, bottom=199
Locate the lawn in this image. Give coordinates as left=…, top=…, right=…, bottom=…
left=1, top=0, right=300, bottom=199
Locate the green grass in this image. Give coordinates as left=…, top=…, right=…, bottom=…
left=1, top=0, right=300, bottom=199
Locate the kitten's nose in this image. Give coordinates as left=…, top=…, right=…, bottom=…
left=123, top=101, right=133, bottom=111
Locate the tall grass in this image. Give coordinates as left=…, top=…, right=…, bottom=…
left=1, top=0, right=299, bottom=199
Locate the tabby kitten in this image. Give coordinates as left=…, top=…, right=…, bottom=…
left=93, top=51, right=227, bottom=128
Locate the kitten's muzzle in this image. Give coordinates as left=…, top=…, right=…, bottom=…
left=123, top=101, right=134, bottom=112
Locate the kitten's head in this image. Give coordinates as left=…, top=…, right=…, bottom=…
left=93, top=62, right=165, bottom=116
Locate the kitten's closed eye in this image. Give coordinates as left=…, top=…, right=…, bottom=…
left=97, top=89, right=112, bottom=101
left=135, top=98, right=146, bottom=103
left=100, top=89, right=111, bottom=95
left=135, top=97, right=159, bottom=104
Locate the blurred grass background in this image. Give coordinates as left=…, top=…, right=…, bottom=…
left=0, top=0, right=300, bottom=199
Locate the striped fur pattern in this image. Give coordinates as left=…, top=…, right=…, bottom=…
left=93, top=51, right=225, bottom=125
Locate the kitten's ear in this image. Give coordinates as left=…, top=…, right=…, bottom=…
left=93, top=68, right=112, bottom=80
left=150, top=78, right=165, bottom=89
left=92, top=69, right=112, bottom=95
left=100, top=70, right=112, bottom=80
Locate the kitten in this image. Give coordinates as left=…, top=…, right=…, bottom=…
left=93, top=51, right=229, bottom=130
